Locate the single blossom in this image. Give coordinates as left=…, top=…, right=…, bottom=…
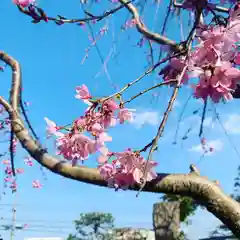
left=2, top=160, right=10, bottom=165
left=103, top=99, right=119, bottom=111
left=32, top=180, right=42, bottom=188
left=10, top=181, right=17, bottom=191
left=24, top=156, right=33, bottom=166
left=13, top=0, right=34, bottom=7
left=44, top=117, right=61, bottom=137
left=16, top=168, right=24, bottom=174
left=118, top=108, right=134, bottom=124
left=75, top=84, right=91, bottom=100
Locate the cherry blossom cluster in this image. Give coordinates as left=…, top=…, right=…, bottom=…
left=12, top=0, right=240, bottom=190
left=45, top=85, right=157, bottom=189
left=160, top=3, right=240, bottom=103
left=3, top=160, right=23, bottom=192
left=1, top=157, right=42, bottom=193
left=0, top=99, right=42, bottom=192
left=2, top=157, right=41, bottom=193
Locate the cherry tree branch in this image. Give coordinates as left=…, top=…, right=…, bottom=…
left=17, top=1, right=132, bottom=25
left=1, top=51, right=240, bottom=237
left=118, top=0, right=182, bottom=52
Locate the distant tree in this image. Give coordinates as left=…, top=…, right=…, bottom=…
left=66, top=234, right=79, bottom=240
left=67, top=212, right=114, bottom=240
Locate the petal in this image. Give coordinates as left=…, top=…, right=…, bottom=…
left=225, top=67, right=240, bottom=78
left=99, top=146, right=109, bottom=156
left=44, top=117, right=56, bottom=127
left=98, top=155, right=108, bottom=164
left=133, top=168, right=142, bottom=183
left=99, top=133, right=112, bottom=142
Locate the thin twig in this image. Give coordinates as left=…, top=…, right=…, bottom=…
left=212, top=104, right=240, bottom=161
left=199, top=98, right=207, bottom=137
left=158, top=0, right=173, bottom=60
left=173, top=93, right=192, bottom=144
left=124, top=80, right=177, bottom=104
left=103, top=52, right=185, bottom=101
left=10, top=129, right=15, bottom=176
left=137, top=65, right=188, bottom=197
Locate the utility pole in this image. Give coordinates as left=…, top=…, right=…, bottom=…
left=10, top=205, right=16, bottom=240
left=10, top=191, right=17, bottom=240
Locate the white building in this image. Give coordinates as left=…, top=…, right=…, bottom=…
left=24, top=238, right=63, bottom=240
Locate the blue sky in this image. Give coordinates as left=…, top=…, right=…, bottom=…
left=0, top=0, right=239, bottom=239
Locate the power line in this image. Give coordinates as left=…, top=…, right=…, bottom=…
left=0, top=227, right=70, bottom=235
left=0, top=217, right=74, bottom=224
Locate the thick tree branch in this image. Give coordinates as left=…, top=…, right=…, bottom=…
left=1, top=51, right=240, bottom=237
left=118, top=0, right=182, bottom=52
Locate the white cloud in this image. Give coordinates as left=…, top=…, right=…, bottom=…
left=181, top=116, right=214, bottom=129
left=188, top=139, right=223, bottom=155
left=188, top=144, right=203, bottom=154
left=224, top=114, right=240, bottom=134
left=203, top=117, right=215, bottom=128
left=132, top=110, right=160, bottom=129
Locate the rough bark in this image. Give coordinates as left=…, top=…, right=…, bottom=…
left=1, top=51, right=240, bottom=237
left=153, top=202, right=180, bottom=240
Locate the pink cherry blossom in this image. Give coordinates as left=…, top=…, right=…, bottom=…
left=4, top=177, right=13, bottom=183
left=44, top=117, right=61, bottom=137
left=98, top=132, right=112, bottom=142
left=235, top=53, right=240, bottom=64
left=32, top=180, right=42, bottom=188
left=75, top=84, right=91, bottom=100
left=159, top=58, right=188, bottom=84
left=99, top=150, right=157, bottom=189
left=101, top=113, right=117, bottom=128
left=98, top=154, right=108, bottom=164
left=13, top=0, right=34, bottom=7
left=42, top=83, right=157, bottom=187
left=192, top=61, right=240, bottom=102
left=2, top=160, right=10, bottom=165
left=24, top=156, right=33, bottom=166
left=5, top=166, right=12, bottom=175
left=103, top=99, right=119, bottom=111
left=118, top=108, right=134, bottom=124
left=23, top=224, right=28, bottom=229
left=16, top=168, right=24, bottom=174
left=56, top=133, right=98, bottom=162
left=11, top=138, right=17, bottom=153
left=10, top=181, right=17, bottom=191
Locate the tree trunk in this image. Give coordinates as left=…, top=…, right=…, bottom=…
left=153, top=202, right=180, bottom=240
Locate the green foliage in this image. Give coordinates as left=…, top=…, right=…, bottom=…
left=67, top=212, right=115, bottom=240
left=162, top=194, right=198, bottom=224
left=66, top=234, right=79, bottom=240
